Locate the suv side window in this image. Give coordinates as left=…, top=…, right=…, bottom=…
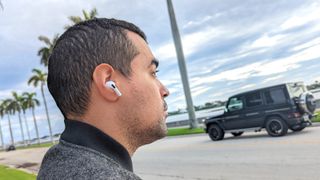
left=245, top=92, right=263, bottom=107
left=227, top=97, right=243, bottom=111
left=264, top=88, right=286, bottom=104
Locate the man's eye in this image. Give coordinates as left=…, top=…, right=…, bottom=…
left=152, top=70, right=159, bottom=77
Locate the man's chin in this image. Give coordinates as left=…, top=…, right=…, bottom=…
left=144, top=120, right=167, bottom=144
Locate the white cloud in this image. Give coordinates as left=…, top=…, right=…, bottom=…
left=154, top=26, right=221, bottom=60
left=292, top=37, right=320, bottom=51
left=189, top=62, right=264, bottom=88
left=183, top=15, right=216, bottom=29
left=0, top=83, right=35, bottom=100
left=262, top=75, right=284, bottom=84
left=193, top=87, right=211, bottom=97
left=167, top=95, right=185, bottom=106
left=167, top=87, right=179, bottom=95
left=186, top=42, right=320, bottom=90
left=255, top=43, right=320, bottom=76
left=251, top=34, right=285, bottom=48
left=191, top=86, right=211, bottom=97
left=239, top=84, right=256, bottom=90
left=280, top=2, right=320, bottom=30
left=160, top=79, right=180, bottom=88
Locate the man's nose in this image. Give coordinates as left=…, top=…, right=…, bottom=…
left=160, top=82, right=170, bottom=98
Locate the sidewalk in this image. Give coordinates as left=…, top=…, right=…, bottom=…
left=0, top=147, right=49, bottom=174
left=312, top=122, right=320, bottom=127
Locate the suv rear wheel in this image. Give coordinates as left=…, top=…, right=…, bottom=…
left=208, top=124, right=224, bottom=141
left=266, top=117, right=288, bottom=137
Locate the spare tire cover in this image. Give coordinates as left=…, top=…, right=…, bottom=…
left=298, top=92, right=316, bottom=114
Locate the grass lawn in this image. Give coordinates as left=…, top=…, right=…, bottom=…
left=16, top=142, right=55, bottom=150
left=312, top=110, right=320, bottom=122
left=167, top=127, right=205, bottom=136
left=0, top=165, right=36, bottom=180
left=312, top=113, right=320, bottom=122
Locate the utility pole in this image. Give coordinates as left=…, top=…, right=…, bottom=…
left=166, top=0, right=198, bottom=128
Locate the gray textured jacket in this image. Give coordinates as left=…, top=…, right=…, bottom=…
left=37, top=119, right=142, bottom=180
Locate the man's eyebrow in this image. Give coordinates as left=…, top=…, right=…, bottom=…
left=149, top=58, right=159, bottom=68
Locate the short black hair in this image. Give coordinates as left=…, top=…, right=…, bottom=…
left=47, top=18, right=147, bottom=117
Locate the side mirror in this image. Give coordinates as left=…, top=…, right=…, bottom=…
left=224, top=107, right=228, bottom=113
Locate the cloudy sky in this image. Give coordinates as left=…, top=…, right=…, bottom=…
left=1, top=0, right=320, bottom=144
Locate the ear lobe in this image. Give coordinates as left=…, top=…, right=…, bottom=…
left=92, top=64, right=120, bottom=102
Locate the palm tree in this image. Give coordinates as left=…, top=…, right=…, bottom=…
left=22, top=92, right=41, bottom=145
left=21, top=93, right=32, bottom=145
left=0, top=1, right=3, bottom=10
left=0, top=101, right=6, bottom=149
left=10, top=92, right=27, bottom=146
left=38, top=34, right=59, bottom=67
left=65, top=8, right=98, bottom=29
left=28, top=69, right=54, bottom=144
left=1, top=99, right=14, bottom=146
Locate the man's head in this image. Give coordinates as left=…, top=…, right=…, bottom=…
left=48, top=18, right=169, bottom=152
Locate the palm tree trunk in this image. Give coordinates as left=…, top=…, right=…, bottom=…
left=23, top=112, right=31, bottom=145
left=7, top=115, right=14, bottom=145
left=0, top=119, right=5, bottom=149
left=41, top=84, right=54, bottom=144
left=18, top=112, right=26, bottom=146
left=32, top=107, right=41, bottom=145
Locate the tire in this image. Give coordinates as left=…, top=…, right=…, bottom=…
left=266, top=117, right=288, bottom=137
left=231, top=132, right=244, bottom=137
left=291, top=126, right=306, bottom=132
left=297, top=92, right=316, bottom=114
left=208, top=124, right=225, bottom=141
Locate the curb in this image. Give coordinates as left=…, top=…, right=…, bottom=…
left=311, top=122, right=320, bottom=127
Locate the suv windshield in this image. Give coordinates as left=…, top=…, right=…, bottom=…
left=287, top=83, right=306, bottom=98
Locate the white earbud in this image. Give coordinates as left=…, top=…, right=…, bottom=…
left=105, top=81, right=122, bottom=97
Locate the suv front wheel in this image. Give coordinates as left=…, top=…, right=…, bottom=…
left=208, top=124, right=225, bottom=141
left=266, top=117, right=288, bottom=137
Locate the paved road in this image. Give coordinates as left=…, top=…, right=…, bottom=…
left=0, top=126, right=319, bottom=180
left=133, top=127, right=320, bottom=180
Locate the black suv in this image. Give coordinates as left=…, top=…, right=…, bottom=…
left=204, top=82, right=317, bottom=141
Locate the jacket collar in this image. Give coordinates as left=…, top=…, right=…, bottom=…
left=61, top=119, right=133, bottom=172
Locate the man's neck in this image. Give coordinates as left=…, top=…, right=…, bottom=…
left=67, top=114, right=137, bottom=156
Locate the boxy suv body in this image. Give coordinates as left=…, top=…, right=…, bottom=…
left=204, top=82, right=317, bottom=141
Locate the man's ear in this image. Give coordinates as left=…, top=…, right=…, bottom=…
left=92, top=63, right=120, bottom=102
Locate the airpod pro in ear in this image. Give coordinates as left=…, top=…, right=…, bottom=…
left=105, top=81, right=122, bottom=97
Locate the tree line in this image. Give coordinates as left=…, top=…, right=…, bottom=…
left=0, top=8, right=98, bottom=148
left=306, top=81, right=320, bottom=91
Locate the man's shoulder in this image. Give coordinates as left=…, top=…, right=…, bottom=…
left=37, top=140, right=141, bottom=180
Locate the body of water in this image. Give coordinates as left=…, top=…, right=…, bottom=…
left=166, top=107, right=224, bottom=123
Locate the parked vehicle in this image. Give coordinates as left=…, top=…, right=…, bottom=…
left=6, top=145, right=16, bottom=151
left=204, top=82, right=317, bottom=141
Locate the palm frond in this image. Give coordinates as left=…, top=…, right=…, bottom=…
left=32, top=68, right=42, bottom=75
left=28, top=76, right=38, bottom=86
left=38, top=36, right=51, bottom=46
left=83, top=10, right=90, bottom=20
left=90, top=8, right=98, bottom=19
left=52, top=34, right=60, bottom=45
left=37, top=47, right=49, bottom=56
left=69, top=16, right=82, bottom=24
